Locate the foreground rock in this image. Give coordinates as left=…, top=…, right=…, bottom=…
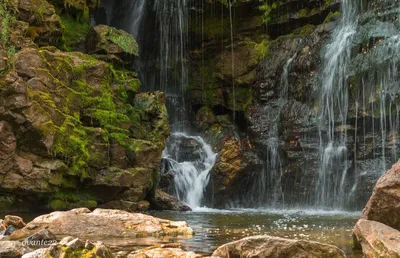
left=151, top=189, right=192, bottom=211
left=211, top=235, right=346, bottom=258
left=361, top=161, right=400, bottom=231
left=21, top=237, right=112, bottom=258
left=353, top=219, right=400, bottom=258
left=0, top=241, right=33, bottom=258
left=10, top=208, right=193, bottom=240
left=4, top=215, right=26, bottom=229
left=129, top=245, right=201, bottom=258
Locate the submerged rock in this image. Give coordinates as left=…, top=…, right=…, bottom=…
left=211, top=235, right=346, bottom=258
left=129, top=245, right=201, bottom=258
left=361, top=160, right=400, bottom=231
left=151, top=189, right=192, bottom=211
left=10, top=208, right=194, bottom=240
left=353, top=219, right=400, bottom=258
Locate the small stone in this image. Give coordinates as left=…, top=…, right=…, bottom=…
left=4, top=215, right=26, bottom=229
left=85, top=240, right=95, bottom=250
left=66, top=238, right=85, bottom=250
left=59, top=236, right=74, bottom=245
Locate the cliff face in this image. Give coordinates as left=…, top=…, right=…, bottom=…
left=186, top=0, right=341, bottom=207
left=0, top=0, right=170, bottom=212
left=187, top=0, right=400, bottom=209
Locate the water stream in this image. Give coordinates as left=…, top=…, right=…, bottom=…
left=162, top=133, right=217, bottom=208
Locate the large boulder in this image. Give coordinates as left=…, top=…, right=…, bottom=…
left=0, top=46, right=169, bottom=212
left=86, top=25, right=139, bottom=66
left=360, top=160, right=400, bottom=231
left=353, top=219, right=400, bottom=258
left=211, top=235, right=346, bottom=258
left=10, top=208, right=194, bottom=240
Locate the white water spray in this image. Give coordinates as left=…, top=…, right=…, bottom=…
left=162, top=133, right=217, bottom=208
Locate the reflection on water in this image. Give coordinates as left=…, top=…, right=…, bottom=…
left=1, top=209, right=362, bottom=257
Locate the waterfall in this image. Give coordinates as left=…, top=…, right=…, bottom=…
left=162, top=133, right=217, bottom=208
left=113, top=0, right=217, bottom=208
left=315, top=0, right=400, bottom=209
left=316, top=0, right=357, bottom=208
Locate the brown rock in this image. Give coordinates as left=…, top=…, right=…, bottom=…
left=10, top=208, right=194, bottom=240
left=4, top=215, right=26, bottom=229
left=361, top=161, right=400, bottom=231
left=17, top=0, right=64, bottom=45
left=151, top=189, right=192, bottom=211
left=129, top=246, right=201, bottom=258
left=0, top=241, right=33, bottom=258
left=353, top=219, right=400, bottom=257
left=211, top=235, right=346, bottom=258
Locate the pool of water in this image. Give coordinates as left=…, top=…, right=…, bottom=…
left=148, top=208, right=361, bottom=256
left=1, top=208, right=362, bottom=257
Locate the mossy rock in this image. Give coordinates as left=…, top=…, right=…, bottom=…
left=86, top=25, right=139, bottom=67
left=17, top=0, right=65, bottom=46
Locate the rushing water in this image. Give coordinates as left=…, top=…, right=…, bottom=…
left=162, top=133, right=217, bottom=208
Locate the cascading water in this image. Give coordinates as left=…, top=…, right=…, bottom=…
left=315, top=0, right=357, bottom=208
left=162, top=133, right=217, bottom=208
left=315, top=0, right=400, bottom=209
left=111, top=0, right=217, bottom=208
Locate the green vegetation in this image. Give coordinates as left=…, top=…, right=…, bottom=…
left=59, top=13, right=91, bottom=51
left=0, top=2, right=16, bottom=47
left=258, top=1, right=281, bottom=23
left=324, top=11, right=341, bottom=23
left=48, top=190, right=97, bottom=210
left=26, top=48, right=149, bottom=179
left=109, top=28, right=139, bottom=56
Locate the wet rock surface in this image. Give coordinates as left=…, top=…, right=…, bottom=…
left=211, top=235, right=347, bottom=258
left=151, top=189, right=192, bottom=211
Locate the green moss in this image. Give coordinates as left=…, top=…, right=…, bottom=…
left=59, top=13, right=91, bottom=51
left=258, top=1, right=281, bottom=23
left=48, top=199, right=69, bottom=210
left=298, top=8, right=309, bottom=18
left=108, top=28, right=139, bottom=56
left=324, top=11, right=341, bottom=23
left=255, top=39, right=272, bottom=59
left=48, top=190, right=97, bottom=211
left=53, top=116, right=90, bottom=177
left=0, top=3, right=16, bottom=47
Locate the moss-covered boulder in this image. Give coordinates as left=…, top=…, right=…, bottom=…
left=86, top=25, right=139, bottom=67
left=0, top=43, right=169, bottom=212
left=17, top=0, right=64, bottom=46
